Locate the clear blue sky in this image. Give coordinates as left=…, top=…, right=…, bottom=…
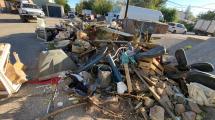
left=69, top=0, right=80, bottom=8
left=68, top=0, right=215, bottom=16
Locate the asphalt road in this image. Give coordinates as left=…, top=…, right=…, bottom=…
left=0, top=14, right=62, bottom=78
left=0, top=14, right=94, bottom=120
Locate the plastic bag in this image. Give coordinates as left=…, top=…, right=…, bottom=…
left=187, top=82, right=215, bottom=107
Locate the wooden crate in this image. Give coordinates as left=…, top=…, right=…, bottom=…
left=138, top=58, right=164, bottom=76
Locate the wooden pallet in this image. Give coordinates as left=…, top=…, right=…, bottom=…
left=138, top=58, right=164, bottom=76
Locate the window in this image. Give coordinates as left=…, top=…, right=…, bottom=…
left=22, top=4, right=38, bottom=9
left=177, top=24, right=184, bottom=28
left=168, top=23, right=175, bottom=26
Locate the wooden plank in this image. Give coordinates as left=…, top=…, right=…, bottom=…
left=148, top=63, right=163, bottom=75
left=0, top=81, right=5, bottom=91
left=3, top=56, right=9, bottom=73
left=139, top=58, right=164, bottom=72
left=151, top=58, right=164, bottom=72
left=138, top=62, right=151, bottom=68
left=0, top=70, right=21, bottom=95
left=138, top=58, right=164, bottom=75
left=124, top=64, right=133, bottom=93
left=5, top=62, right=18, bottom=83
left=13, top=52, right=25, bottom=70
left=0, top=44, right=10, bottom=70
left=13, top=67, right=27, bottom=84
left=139, top=58, right=153, bottom=63
left=101, top=27, right=134, bottom=37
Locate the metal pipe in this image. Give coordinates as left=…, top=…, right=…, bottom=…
left=124, top=0, right=129, bottom=18
left=107, top=54, right=123, bottom=83
left=74, top=47, right=108, bottom=73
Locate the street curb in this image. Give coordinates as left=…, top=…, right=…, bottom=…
left=187, top=36, right=207, bottom=41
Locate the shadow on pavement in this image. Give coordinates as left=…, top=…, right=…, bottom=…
left=168, top=38, right=204, bottom=55
left=0, top=19, right=22, bottom=23
left=0, top=33, right=47, bottom=78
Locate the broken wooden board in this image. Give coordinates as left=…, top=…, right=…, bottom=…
left=4, top=52, right=27, bottom=84
left=140, top=58, right=164, bottom=71
left=138, top=58, right=164, bottom=75
left=101, top=27, right=134, bottom=37
left=138, top=59, right=164, bottom=76
left=0, top=44, right=22, bottom=95
left=139, top=62, right=163, bottom=75
left=13, top=52, right=25, bottom=70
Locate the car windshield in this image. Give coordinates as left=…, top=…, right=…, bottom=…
left=177, top=24, right=185, bottom=28
left=23, top=4, right=38, bottom=9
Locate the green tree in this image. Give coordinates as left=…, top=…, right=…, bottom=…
left=55, top=0, right=67, bottom=5
left=160, top=7, right=177, bottom=22
left=198, top=11, right=215, bottom=20
left=64, top=3, right=71, bottom=13
left=75, top=3, right=83, bottom=14
left=55, top=0, right=71, bottom=13
left=92, top=0, right=113, bottom=15
left=75, top=0, right=113, bottom=15
left=82, top=0, right=94, bottom=10
left=129, top=0, right=167, bottom=9
left=75, top=0, right=94, bottom=14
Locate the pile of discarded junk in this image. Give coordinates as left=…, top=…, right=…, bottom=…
left=1, top=17, right=215, bottom=120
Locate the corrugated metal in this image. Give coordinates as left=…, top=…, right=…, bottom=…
left=47, top=5, right=61, bottom=17
left=194, top=20, right=204, bottom=30
left=200, top=20, right=211, bottom=31
left=207, top=20, right=215, bottom=34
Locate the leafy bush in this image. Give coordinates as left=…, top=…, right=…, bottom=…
left=178, top=20, right=195, bottom=32
left=160, top=7, right=177, bottom=22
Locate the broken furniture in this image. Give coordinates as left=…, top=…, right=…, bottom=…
left=0, top=43, right=27, bottom=95
left=37, top=49, right=77, bottom=80
left=166, top=48, right=215, bottom=93
left=36, top=18, right=47, bottom=41
left=36, top=18, right=60, bottom=42
left=135, top=44, right=165, bottom=76
left=175, top=48, right=214, bottom=72
left=122, top=19, right=168, bottom=42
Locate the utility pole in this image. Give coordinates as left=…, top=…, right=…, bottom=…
left=124, top=0, right=129, bottom=18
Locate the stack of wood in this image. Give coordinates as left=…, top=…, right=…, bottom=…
left=138, top=58, right=164, bottom=76
left=0, top=44, right=27, bottom=96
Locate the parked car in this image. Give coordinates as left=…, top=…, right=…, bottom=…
left=68, top=11, right=75, bottom=18
left=168, top=22, right=187, bottom=34
left=18, top=2, right=45, bottom=22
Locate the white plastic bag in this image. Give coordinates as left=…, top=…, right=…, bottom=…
left=117, top=82, right=128, bottom=94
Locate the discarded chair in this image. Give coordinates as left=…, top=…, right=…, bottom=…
left=168, top=48, right=215, bottom=90
left=36, top=18, right=47, bottom=41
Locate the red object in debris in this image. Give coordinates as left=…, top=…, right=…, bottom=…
left=156, top=56, right=161, bottom=63
left=28, top=77, right=61, bottom=85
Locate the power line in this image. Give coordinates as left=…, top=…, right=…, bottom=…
left=167, top=0, right=185, bottom=7
left=167, top=0, right=215, bottom=10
